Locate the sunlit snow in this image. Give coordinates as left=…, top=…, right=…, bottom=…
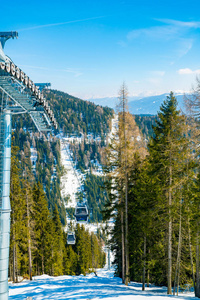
left=60, top=138, right=83, bottom=208
left=9, top=267, right=196, bottom=300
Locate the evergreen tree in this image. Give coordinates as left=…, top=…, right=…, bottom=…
left=10, top=145, right=27, bottom=283
left=32, top=182, right=52, bottom=275
left=148, top=92, right=189, bottom=294
left=51, top=205, right=64, bottom=275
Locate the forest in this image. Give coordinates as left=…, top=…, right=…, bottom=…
left=10, top=89, right=113, bottom=225
left=10, top=80, right=200, bottom=296
left=10, top=146, right=105, bottom=281
left=44, top=89, right=113, bottom=136
left=8, top=89, right=114, bottom=282
left=103, top=83, right=200, bottom=297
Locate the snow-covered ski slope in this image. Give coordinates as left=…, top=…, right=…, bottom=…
left=9, top=267, right=196, bottom=300
left=108, top=114, right=118, bottom=144
left=60, top=137, right=83, bottom=208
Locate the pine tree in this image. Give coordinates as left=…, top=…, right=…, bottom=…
left=10, top=145, right=27, bottom=282
left=148, top=92, right=188, bottom=294
left=51, top=205, right=64, bottom=275
left=32, top=182, right=51, bottom=275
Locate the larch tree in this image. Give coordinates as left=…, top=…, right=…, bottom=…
left=103, top=82, right=147, bottom=285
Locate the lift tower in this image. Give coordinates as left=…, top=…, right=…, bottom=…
left=0, top=32, right=57, bottom=300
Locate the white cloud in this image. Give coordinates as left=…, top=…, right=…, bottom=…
left=178, top=68, right=200, bottom=75
left=155, top=19, right=200, bottom=29
left=176, top=38, right=193, bottom=57
left=127, top=25, right=178, bottom=41
left=127, top=19, right=200, bottom=41
left=126, top=18, right=197, bottom=59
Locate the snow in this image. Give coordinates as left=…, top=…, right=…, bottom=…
left=9, top=267, right=196, bottom=300
left=30, top=147, right=37, bottom=173
left=10, top=120, right=197, bottom=300
left=108, top=114, right=118, bottom=144
left=60, top=138, right=83, bottom=208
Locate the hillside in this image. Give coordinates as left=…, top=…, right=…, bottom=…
left=12, top=89, right=114, bottom=224
left=11, top=88, right=157, bottom=225
left=45, top=90, right=113, bottom=136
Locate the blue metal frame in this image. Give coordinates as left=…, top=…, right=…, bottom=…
left=0, top=32, right=57, bottom=300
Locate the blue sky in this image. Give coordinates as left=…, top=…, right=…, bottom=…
left=1, top=0, right=200, bottom=99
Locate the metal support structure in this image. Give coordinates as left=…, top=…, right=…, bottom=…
left=0, top=32, right=18, bottom=62
left=0, top=32, right=57, bottom=300
left=0, top=110, right=11, bottom=300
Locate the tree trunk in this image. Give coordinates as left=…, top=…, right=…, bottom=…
left=26, top=189, right=32, bottom=280
left=28, top=238, right=32, bottom=280
left=15, top=245, right=18, bottom=283
left=188, top=216, right=195, bottom=293
left=167, top=164, right=172, bottom=295
left=147, top=249, right=150, bottom=287
left=196, top=224, right=200, bottom=297
left=42, top=253, right=44, bottom=274
left=121, top=208, right=125, bottom=283
left=173, top=203, right=182, bottom=296
left=13, top=244, right=15, bottom=283
left=122, top=87, right=129, bottom=286
left=125, top=174, right=129, bottom=285
left=142, top=234, right=146, bottom=291
left=9, top=260, right=12, bottom=282
left=147, top=268, right=150, bottom=288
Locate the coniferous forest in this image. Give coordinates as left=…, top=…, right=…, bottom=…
left=10, top=146, right=105, bottom=281
left=8, top=90, right=112, bottom=281
left=9, top=79, right=200, bottom=298
left=103, top=83, right=200, bottom=297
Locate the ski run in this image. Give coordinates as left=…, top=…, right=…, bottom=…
left=26, top=115, right=196, bottom=300
left=9, top=267, right=196, bottom=300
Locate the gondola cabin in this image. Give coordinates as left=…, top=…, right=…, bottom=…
left=75, top=204, right=89, bottom=223
left=67, top=232, right=76, bottom=245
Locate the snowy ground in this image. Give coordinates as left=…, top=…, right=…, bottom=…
left=30, top=147, right=37, bottom=173
left=60, top=138, right=83, bottom=208
left=108, top=114, right=118, bottom=144
left=9, top=267, right=196, bottom=300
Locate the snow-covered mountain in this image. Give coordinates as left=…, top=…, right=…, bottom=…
left=128, top=93, right=187, bottom=115
left=89, top=93, right=188, bottom=115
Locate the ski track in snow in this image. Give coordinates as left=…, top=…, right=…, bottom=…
left=9, top=268, right=196, bottom=300
left=108, top=114, right=118, bottom=144
left=21, top=117, right=196, bottom=300
left=60, top=137, right=83, bottom=208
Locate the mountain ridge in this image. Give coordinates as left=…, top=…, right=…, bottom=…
left=88, top=92, right=189, bottom=115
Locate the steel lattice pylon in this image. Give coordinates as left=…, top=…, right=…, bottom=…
left=0, top=32, right=57, bottom=300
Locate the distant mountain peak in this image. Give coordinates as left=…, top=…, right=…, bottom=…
left=89, top=92, right=189, bottom=115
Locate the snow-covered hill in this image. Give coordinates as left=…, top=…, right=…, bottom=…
left=9, top=267, right=195, bottom=300
left=90, top=93, right=189, bottom=115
